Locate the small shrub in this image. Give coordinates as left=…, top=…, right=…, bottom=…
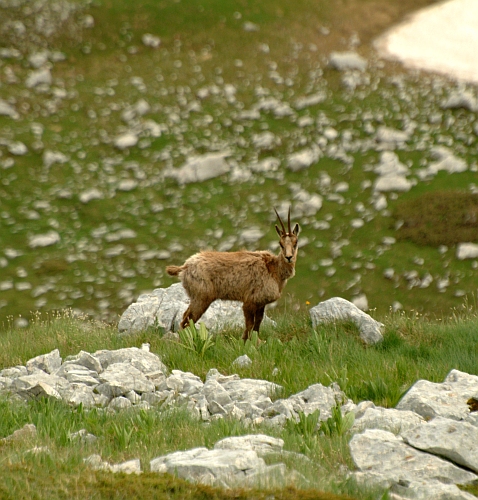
left=394, top=190, right=478, bottom=246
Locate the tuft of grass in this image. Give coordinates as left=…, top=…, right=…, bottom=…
left=178, top=320, right=216, bottom=358
left=319, top=405, right=355, bottom=438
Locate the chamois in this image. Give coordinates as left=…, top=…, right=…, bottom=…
left=166, top=208, right=300, bottom=341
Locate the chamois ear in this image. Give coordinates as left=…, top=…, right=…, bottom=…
left=275, top=225, right=283, bottom=237
left=293, top=223, right=300, bottom=236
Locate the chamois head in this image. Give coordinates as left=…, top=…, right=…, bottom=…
left=274, top=207, right=300, bottom=264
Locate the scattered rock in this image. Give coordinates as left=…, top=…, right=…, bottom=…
left=1, top=423, right=37, bottom=442
left=329, top=51, right=367, bottom=71
left=113, top=132, right=138, bottom=150
left=402, top=416, right=478, bottom=473
left=396, top=369, right=478, bottom=421
left=79, top=188, right=103, bottom=204
left=28, top=231, right=61, bottom=248
left=457, top=243, right=478, bottom=260
left=0, top=99, right=19, bottom=119
left=141, top=33, right=161, bottom=48
left=287, top=147, right=321, bottom=172
left=441, top=89, right=477, bottom=111
left=232, top=354, right=252, bottom=368
left=352, top=406, right=426, bottom=436
left=170, top=152, right=231, bottom=184
left=25, top=68, right=52, bottom=88
left=309, top=297, right=383, bottom=345
left=350, top=429, right=478, bottom=490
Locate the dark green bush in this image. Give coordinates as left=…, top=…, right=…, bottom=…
left=394, top=190, right=478, bottom=246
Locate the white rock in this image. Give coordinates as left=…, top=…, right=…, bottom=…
left=81, top=15, right=95, bottom=28
left=232, top=355, right=252, bottom=369
left=0, top=99, right=19, bottom=119
left=142, top=33, right=161, bottom=48
left=249, top=157, right=280, bottom=173
left=26, top=68, right=52, bottom=88
left=329, top=51, right=367, bottom=71
left=375, top=126, right=409, bottom=149
left=79, top=188, right=103, bottom=204
left=441, top=89, right=477, bottom=111
left=28, top=231, right=60, bottom=248
left=239, top=228, right=264, bottom=243
left=352, top=294, right=368, bottom=311
left=8, top=142, right=27, bottom=155
left=251, top=131, right=279, bottom=150
left=117, top=179, right=138, bottom=191
left=171, top=152, right=231, bottom=184
left=214, top=434, right=283, bottom=456
left=310, top=297, right=383, bottom=345
left=374, top=151, right=409, bottom=177
left=28, top=51, right=49, bottom=68
left=402, top=417, right=478, bottom=473
left=396, top=369, right=478, bottom=421
left=374, top=175, right=413, bottom=192
left=243, top=21, right=259, bottom=32
left=43, top=150, right=68, bottom=168
left=352, top=407, right=426, bottom=436
left=114, top=133, right=138, bottom=150
left=456, top=242, right=478, bottom=260
left=350, top=429, right=478, bottom=489
left=293, top=92, right=327, bottom=110
left=287, top=147, right=321, bottom=172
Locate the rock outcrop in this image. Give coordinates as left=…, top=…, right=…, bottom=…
left=1, top=341, right=477, bottom=498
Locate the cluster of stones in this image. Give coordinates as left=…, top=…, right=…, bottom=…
left=1, top=338, right=477, bottom=497
left=350, top=369, right=478, bottom=500
left=0, top=344, right=352, bottom=425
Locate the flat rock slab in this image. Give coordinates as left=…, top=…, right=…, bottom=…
left=350, top=429, right=478, bottom=488
left=150, top=447, right=269, bottom=487
left=214, top=434, right=284, bottom=457
left=396, top=369, right=478, bottom=420
left=352, top=406, right=426, bottom=436
left=402, top=416, right=478, bottom=473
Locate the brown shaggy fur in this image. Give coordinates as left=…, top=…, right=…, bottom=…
left=166, top=209, right=300, bottom=341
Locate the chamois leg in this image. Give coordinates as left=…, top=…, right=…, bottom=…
left=253, top=306, right=265, bottom=333
left=242, top=304, right=255, bottom=342
left=180, top=299, right=212, bottom=329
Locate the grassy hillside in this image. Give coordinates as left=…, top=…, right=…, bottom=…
left=1, top=0, right=477, bottom=327
left=1, top=310, right=477, bottom=499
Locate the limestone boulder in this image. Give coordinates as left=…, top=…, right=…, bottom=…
left=349, top=429, right=478, bottom=489
left=402, top=416, right=478, bottom=473
left=310, top=297, right=384, bottom=345
left=118, top=283, right=266, bottom=335
left=396, top=369, right=478, bottom=420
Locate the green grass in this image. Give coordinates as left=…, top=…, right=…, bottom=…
left=0, top=310, right=477, bottom=499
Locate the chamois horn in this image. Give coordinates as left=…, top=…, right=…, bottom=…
left=287, top=206, right=291, bottom=233
left=274, top=207, right=286, bottom=234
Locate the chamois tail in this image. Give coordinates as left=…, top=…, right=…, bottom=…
left=166, top=265, right=184, bottom=277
